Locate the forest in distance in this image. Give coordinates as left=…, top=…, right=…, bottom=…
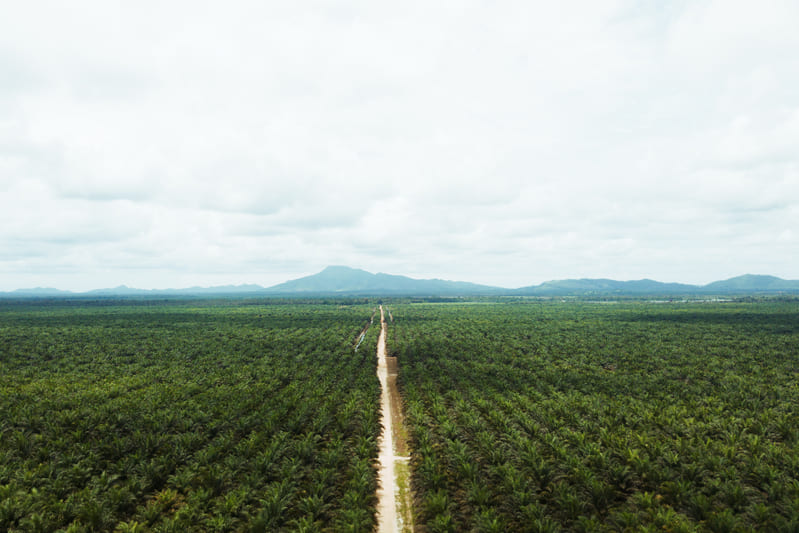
left=1, top=296, right=798, bottom=531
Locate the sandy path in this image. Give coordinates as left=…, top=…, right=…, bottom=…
left=376, top=305, right=412, bottom=532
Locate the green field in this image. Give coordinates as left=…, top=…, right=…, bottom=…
left=2, top=298, right=798, bottom=532
left=389, top=300, right=799, bottom=532
left=0, top=299, right=382, bottom=532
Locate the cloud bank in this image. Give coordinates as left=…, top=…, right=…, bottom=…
left=2, top=1, right=797, bottom=290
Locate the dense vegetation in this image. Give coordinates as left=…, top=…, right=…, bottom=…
left=0, top=299, right=381, bottom=532
left=388, top=300, right=799, bottom=532
left=4, top=296, right=798, bottom=532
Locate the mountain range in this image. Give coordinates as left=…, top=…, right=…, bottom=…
left=3, top=268, right=799, bottom=297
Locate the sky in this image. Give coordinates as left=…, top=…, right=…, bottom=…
left=1, top=1, right=798, bottom=291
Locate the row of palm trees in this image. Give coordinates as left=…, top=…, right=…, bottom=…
left=389, top=300, right=799, bottom=532
left=0, top=300, right=383, bottom=532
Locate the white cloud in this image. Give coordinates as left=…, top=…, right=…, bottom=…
left=1, top=1, right=798, bottom=290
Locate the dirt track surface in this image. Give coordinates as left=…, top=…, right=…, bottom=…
left=376, top=306, right=412, bottom=532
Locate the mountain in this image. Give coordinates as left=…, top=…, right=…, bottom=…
left=85, top=284, right=266, bottom=296
left=514, top=278, right=699, bottom=296
left=264, top=266, right=504, bottom=295
left=515, top=274, right=799, bottom=295
left=8, top=287, right=74, bottom=296
left=2, top=270, right=798, bottom=298
left=181, top=284, right=265, bottom=294
left=85, top=285, right=149, bottom=296
left=1, top=284, right=267, bottom=298
left=702, top=274, right=799, bottom=292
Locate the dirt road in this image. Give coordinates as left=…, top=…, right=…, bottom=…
left=376, top=305, right=412, bottom=532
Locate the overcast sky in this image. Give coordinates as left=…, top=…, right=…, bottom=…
left=2, top=1, right=798, bottom=291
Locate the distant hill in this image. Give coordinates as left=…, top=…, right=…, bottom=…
left=514, top=278, right=699, bottom=295
left=264, top=266, right=504, bottom=295
left=2, top=270, right=798, bottom=298
left=702, top=274, right=799, bottom=292
left=515, top=274, right=799, bottom=295
left=7, top=287, right=74, bottom=296
left=1, top=284, right=267, bottom=298
left=85, top=284, right=266, bottom=296
left=85, top=285, right=149, bottom=296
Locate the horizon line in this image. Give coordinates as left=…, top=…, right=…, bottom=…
left=1, top=269, right=795, bottom=294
